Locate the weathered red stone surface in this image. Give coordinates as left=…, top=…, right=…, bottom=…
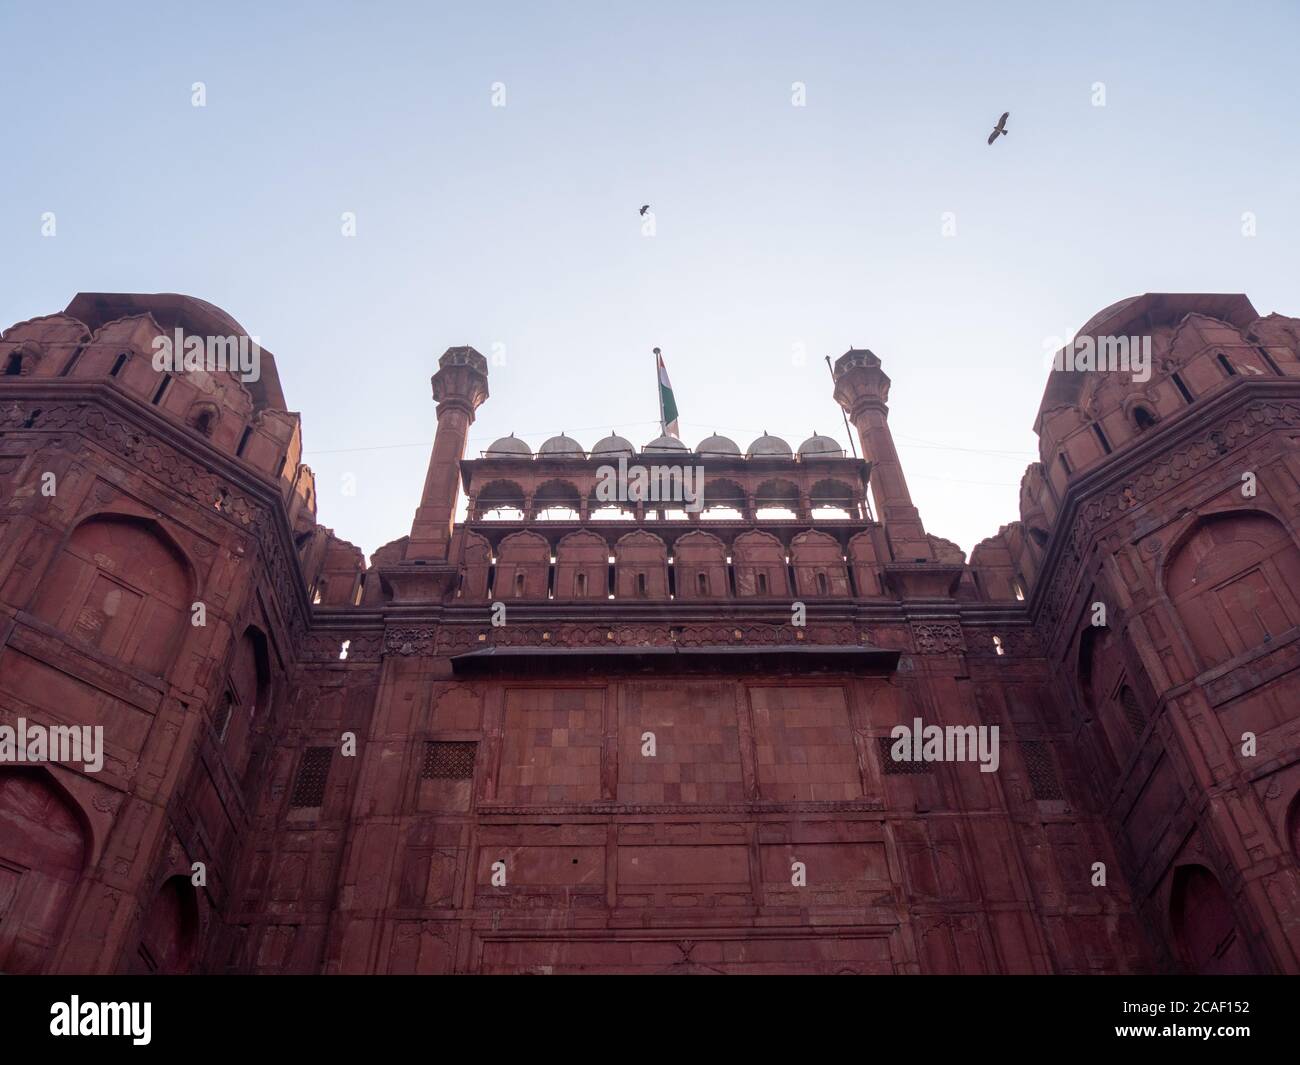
left=0, top=290, right=1296, bottom=973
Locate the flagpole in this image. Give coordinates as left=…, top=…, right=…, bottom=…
left=654, top=347, right=664, bottom=435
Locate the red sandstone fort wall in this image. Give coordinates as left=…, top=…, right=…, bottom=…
left=0, top=291, right=1297, bottom=974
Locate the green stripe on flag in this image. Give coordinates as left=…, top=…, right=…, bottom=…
left=659, top=378, right=678, bottom=429
left=655, top=350, right=680, bottom=435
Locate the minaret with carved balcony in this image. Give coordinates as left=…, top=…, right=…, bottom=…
left=832, top=348, right=933, bottom=563
left=407, top=346, right=489, bottom=561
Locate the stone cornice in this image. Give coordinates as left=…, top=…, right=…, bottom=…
left=0, top=381, right=290, bottom=512
left=456, top=519, right=881, bottom=545
left=319, top=598, right=1030, bottom=631
left=477, top=799, right=887, bottom=816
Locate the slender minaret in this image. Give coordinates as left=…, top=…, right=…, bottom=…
left=832, top=348, right=933, bottom=562
left=407, top=346, right=489, bottom=561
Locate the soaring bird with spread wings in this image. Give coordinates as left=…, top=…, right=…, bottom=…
left=987, top=112, right=1009, bottom=145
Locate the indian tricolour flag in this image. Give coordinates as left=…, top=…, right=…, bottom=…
left=654, top=347, right=680, bottom=438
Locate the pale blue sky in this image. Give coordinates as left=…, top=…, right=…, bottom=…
left=2, top=1, right=1296, bottom=556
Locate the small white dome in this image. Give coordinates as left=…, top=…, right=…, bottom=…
left=643, top=434, right=689, bottom=453
left=592, top=433, right=636, bottom=456
left=697, top=433, right=740, bottom=456
left=746, top=432, right=793, bottom=458
left=485, top=433, right=532, bottom=457
left=538, top=433, right=584, bottom=456
left=798, top=432, right=842, bottom=457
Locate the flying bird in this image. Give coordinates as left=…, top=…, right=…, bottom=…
left=639, top=204, right=650, bottom=216
left=987, top=112, right=1009, bottom=145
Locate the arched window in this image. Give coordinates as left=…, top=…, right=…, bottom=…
left=809, top=479, right=858, bottom=520
left=637, top=572, right=647, bottom=596
left=4, top=352, right=22, bottom=376
left=757, top=572, right=768, bottom=595
left=696, top=572, right=709, bottom=595
left=753, top=479, right=800, bottom=520
left=533, top=479, right=582, bottom=521
left=816, top=572, right=828, bottom=596
left=477, top=480, right=526, bottom=521
left=221, top=626, right=272, bottom=779
left=576, top=572, right=587, bottom=596
left=1132, top=406, right=1157, bottom=432
left=1077, top=624, right=1125, bottom=781
left=699, top=479, right=746, bottom=521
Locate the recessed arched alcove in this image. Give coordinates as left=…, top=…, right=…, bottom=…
left=0, top=768, right=88, bottom=974
left=1165, top=510, right=1300, bottom=671
left=1169, top=864, right=1254, bottom=974
left=30, top=514, right=194, bottom=675
left=133, top=874, right=201, bottom=974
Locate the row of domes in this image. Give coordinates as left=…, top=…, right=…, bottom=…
left=485, top=431, right=845, bottom=459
